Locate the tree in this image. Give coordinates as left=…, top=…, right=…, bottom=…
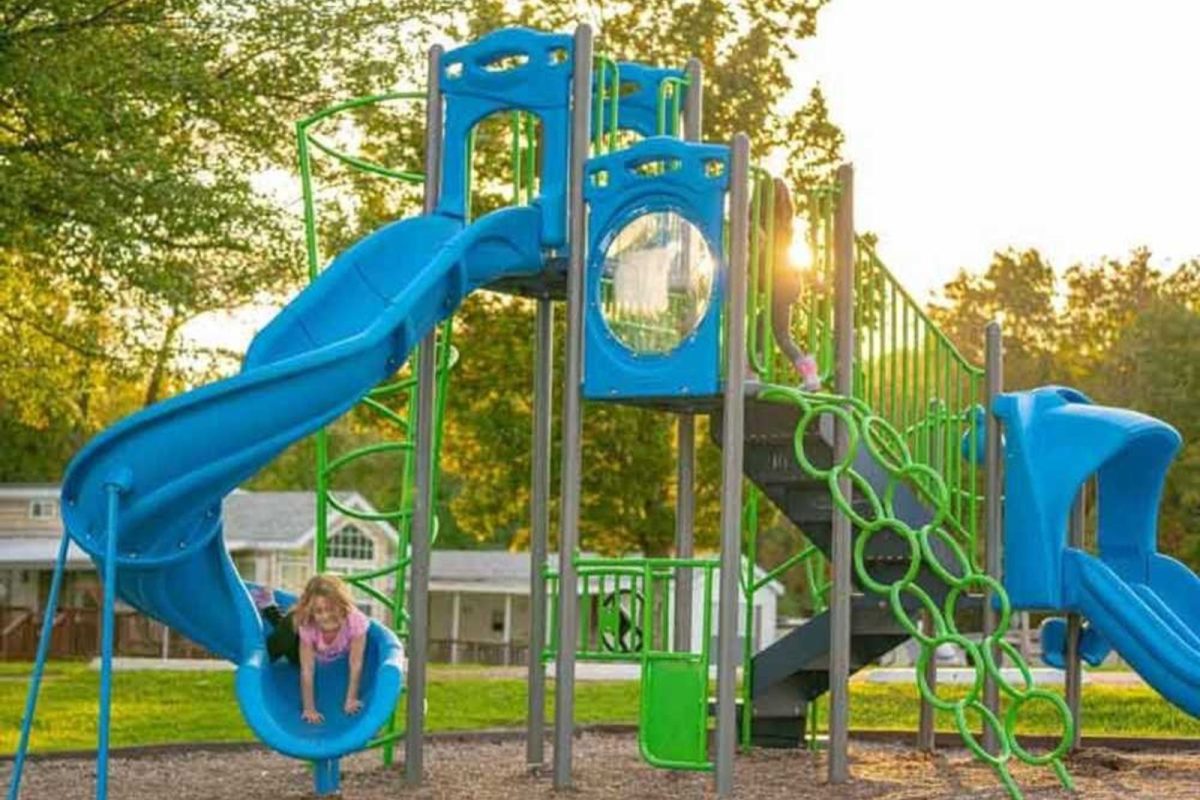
left=0, top=0, right=442, bottom=472
left=928, top=248, right=1061, bottom=390
left=1096, top=299, right=1200, bottom=557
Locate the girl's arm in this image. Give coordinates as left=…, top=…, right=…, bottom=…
left=344, top=632, right=366, bottom=714
left=300, top=640, right=323, bottom=723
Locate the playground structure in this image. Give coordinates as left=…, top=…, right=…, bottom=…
left=7, top=23, right=1198, bottom=800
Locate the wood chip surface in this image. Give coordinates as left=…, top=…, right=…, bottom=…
left=5, top=733, right=1199, bottom=798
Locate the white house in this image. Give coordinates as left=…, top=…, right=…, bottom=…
left=0, top=484, right=784, bottom=664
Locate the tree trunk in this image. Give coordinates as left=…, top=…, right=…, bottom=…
left=143, top=309, right=183, bottom=407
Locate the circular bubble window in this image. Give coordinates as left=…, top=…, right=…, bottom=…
left=599, top=211, right=717, bottom=355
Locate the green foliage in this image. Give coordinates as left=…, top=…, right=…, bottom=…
left=0, top=0, right=441, bottom=474
left=439, top=292, right=726, bottom=556
left=929, top=248, right=1061, bottom=390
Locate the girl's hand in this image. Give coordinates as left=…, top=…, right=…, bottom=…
left=302, top=708, right=324, bottom=725
left=344, top=697, right=363, bottom=716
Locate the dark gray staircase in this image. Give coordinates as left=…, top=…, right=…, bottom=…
left=712, top=397, right=964, bottom=747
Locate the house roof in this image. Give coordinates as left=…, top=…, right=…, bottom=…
left=222, top=489, right=399, bottom=551
left=428, top=551, right=786, bottom=596
left=0, top=484, right=59, bottom=499
left=0, top=538, right=93, bottom=569
left=431, top=550, right=532, bottom=591
left=0, top=485, right=398, bottom=554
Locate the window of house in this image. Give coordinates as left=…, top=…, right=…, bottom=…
left=278, top=553, right=312, bottom=593
left=328, top=525, right=374, bottom=561
left=29, top=499, right=58, bottom=520
left=232, top=553, right=257, bottom=582
left=491, top=607, right=505, bottom=634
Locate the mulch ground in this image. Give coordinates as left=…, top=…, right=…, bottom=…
left=4, top=732, right=1199, bottom=799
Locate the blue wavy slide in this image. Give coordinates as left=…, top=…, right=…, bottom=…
left=59, top=205, right=544, bottom=759
left=997, top=386, right=1200, bottom=717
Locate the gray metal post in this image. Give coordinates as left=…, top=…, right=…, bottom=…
left=919, top=402, right=946, bottom=752
left=1065, top=485, right=1085, bottom=750
left=918, top=611, right=937, bottom=751
left=552, top=24, right=592, bottom=791
left=673, top=57, right=703, bottom=653
left=526, top=296, right=553, bottom=767
left=828, top=162, right=855, bottom=784
left=715, top=132, right=751, bottom=798
left=982, top=320, right=1004, bottom=754
left=405, top=43, right=443, bottom=787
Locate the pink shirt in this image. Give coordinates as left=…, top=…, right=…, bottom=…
left=297, top=608, right=369, bottom=663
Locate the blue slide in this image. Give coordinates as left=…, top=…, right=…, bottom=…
left=996, top=386, right=1200, bottom=716
left=59, top=205, right=544, bottom=759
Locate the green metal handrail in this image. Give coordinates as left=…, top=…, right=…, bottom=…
left=750, top=184, right=987, bottom=556
left=852, top=239, right=986, bottom=559
left=594, top=55, right=621, bottom=154
left=655, top=75, right=688, bottom=136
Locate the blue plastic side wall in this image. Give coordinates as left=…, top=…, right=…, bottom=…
left=993, top=385, right=1180, bottom=608
left=437, top=28, right=573, bottom=247
left=996, top=385, right=1200, bottom=717
left=582, top=136, right=730, bottom=400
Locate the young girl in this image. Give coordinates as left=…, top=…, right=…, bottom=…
left=252, top=574, right=369, bottom=724
left=768, top=177, right=823, bottom=392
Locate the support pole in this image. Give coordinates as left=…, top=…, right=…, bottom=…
left=715, top=132, right=751, bottom=798
left=982, top=320, right=1004, bottom=753
left=917, top=612, right=937, bottom=751
left=405, top=43, right=443, bottom=788
left=526, top=296, right=553, bottom=767
left=828, top=162, right=855, bottom=785
left=502, top=593, right=513, bottom=666
left=7, top=534, right=71, bottom=800
left=1065, top=485, right=1085, bottom=751
left=313, top=758, right=340, bottom=797
left=674, top=57, right=703, bottom=654
left=919, top=400, right=946, bottom=752
left=97, top=480, right=127, bottom=800
left=450, top=592, right=461, bottom=664
left=552, top=24, right=592, bottom=791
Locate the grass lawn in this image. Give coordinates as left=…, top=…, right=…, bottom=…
left=2, top=662, right=1198, bottom=755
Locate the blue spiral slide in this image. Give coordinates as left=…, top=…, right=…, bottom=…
left=59, top=205, right=544, bottom=760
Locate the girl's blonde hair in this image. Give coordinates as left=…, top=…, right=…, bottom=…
left=293, top=574, right=357, bottom=627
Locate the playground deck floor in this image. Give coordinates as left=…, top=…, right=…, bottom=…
left=4, top=732, right=1197, bottom=798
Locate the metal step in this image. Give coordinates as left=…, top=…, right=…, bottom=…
left=713, top=395, right=978, bottom=748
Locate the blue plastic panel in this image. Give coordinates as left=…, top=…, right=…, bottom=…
left=437, top=27, right=573, bottom=247
left=993, top=385, right=1180, bottom=608
left=582, top=137, right=730, bottom=401
left=1038, top=616, right=1112, bottom=669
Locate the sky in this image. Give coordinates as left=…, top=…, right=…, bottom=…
left=791, top=0, right=1200, bottom=299
left=183, top=1, right=1200, bottom=355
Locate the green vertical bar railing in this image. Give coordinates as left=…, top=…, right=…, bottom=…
left=748, top=179, right=1062, bottom=795
left=655, top=75, right=688, bottom=136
